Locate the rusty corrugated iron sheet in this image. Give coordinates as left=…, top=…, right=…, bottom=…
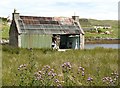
left=18, top=16, right=82, bottom=34
left=53, top=17, right=74, bottom=25
left=20, top=16, right=53, bottom=21
left=20, top=16, right=74, bottom=25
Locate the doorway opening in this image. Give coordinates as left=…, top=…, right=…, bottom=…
left=59, top=34, right=80, bottom=49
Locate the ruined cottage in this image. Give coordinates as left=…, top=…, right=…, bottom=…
left=9, top=11, right=85, bottom=49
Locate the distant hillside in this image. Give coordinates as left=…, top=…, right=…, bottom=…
left=0, top=17, right=8, bottom=22
left=79, top=18, right=91, bottom=27
left=79, top=18, right=118, bottom=39
left=89, top=19, right=118, bottom=28
left=79, top=18, right=118, bottom=28
left=1, top=17, right=9, bottom=39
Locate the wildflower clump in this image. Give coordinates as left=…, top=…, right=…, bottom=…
left=61, top=62, right=77, bottom=86
left=18, top=64, right=27, bottom=71
left=102, top=72, right=119, bottom=86
left=62, top=62, right=72, bottom=73
left=15, top=60, right=119, bottom=86
left=78, top=66, right=85, bottom=76
left=33, top=65, right=58, bottom=86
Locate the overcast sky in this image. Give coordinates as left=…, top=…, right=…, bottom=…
left=0, top=0, right=119, bottom=20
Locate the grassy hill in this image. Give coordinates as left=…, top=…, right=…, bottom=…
left=79, top=18, right=118, bottom=28
left=1, top=17, right=9, bottom=39
left=79, top=18, right=118, bottom=39
left=2, top=23, right=9, bottom=39
left=89, top=19, right=118, bottom=28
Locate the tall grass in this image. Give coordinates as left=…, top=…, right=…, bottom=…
left=2, top=45, right=119, bottom=86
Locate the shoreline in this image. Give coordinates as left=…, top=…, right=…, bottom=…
left=85, top=39, right=120, bottom=44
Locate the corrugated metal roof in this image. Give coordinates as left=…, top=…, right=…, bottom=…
left=18, top=16, right=83, bottom=34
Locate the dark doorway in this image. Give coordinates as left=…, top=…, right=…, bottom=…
left=59, top=34, right=80, bottom=49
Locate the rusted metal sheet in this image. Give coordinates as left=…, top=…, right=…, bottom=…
left=18, top=16, right=83, bottom=35
left=20, top=16, right=74, bottom=25
left=53, top=17, right=74, bottom=25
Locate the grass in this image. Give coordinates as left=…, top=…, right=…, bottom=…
left=89, top=19, right=118, bottom=28
left=80, top=18, right=118, bottom=28
left=0, top=45, right=2, bottom=87
left=2, top=45, right=119, bottom=86
left=85, top=27, right=118, bottom=39
left=2, top=22, right=9, bottom=39
left=80, top=18, right=118, bottom=39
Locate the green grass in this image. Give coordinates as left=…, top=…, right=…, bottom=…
left=85, top=27, right=118, bottom=38
left=80, top=19, right=118, bottom=29
left=79, top=18, right=118, bottom=39
left=2, top=45, right=119, bottom=86
left=82, top=19, right=118, bottom=28
left=0, top=45, right=2, bottom=87
left=2, top=22, right=9, bottom=39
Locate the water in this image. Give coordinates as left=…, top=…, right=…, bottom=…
left=85, top=44, right=119, bottom=49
